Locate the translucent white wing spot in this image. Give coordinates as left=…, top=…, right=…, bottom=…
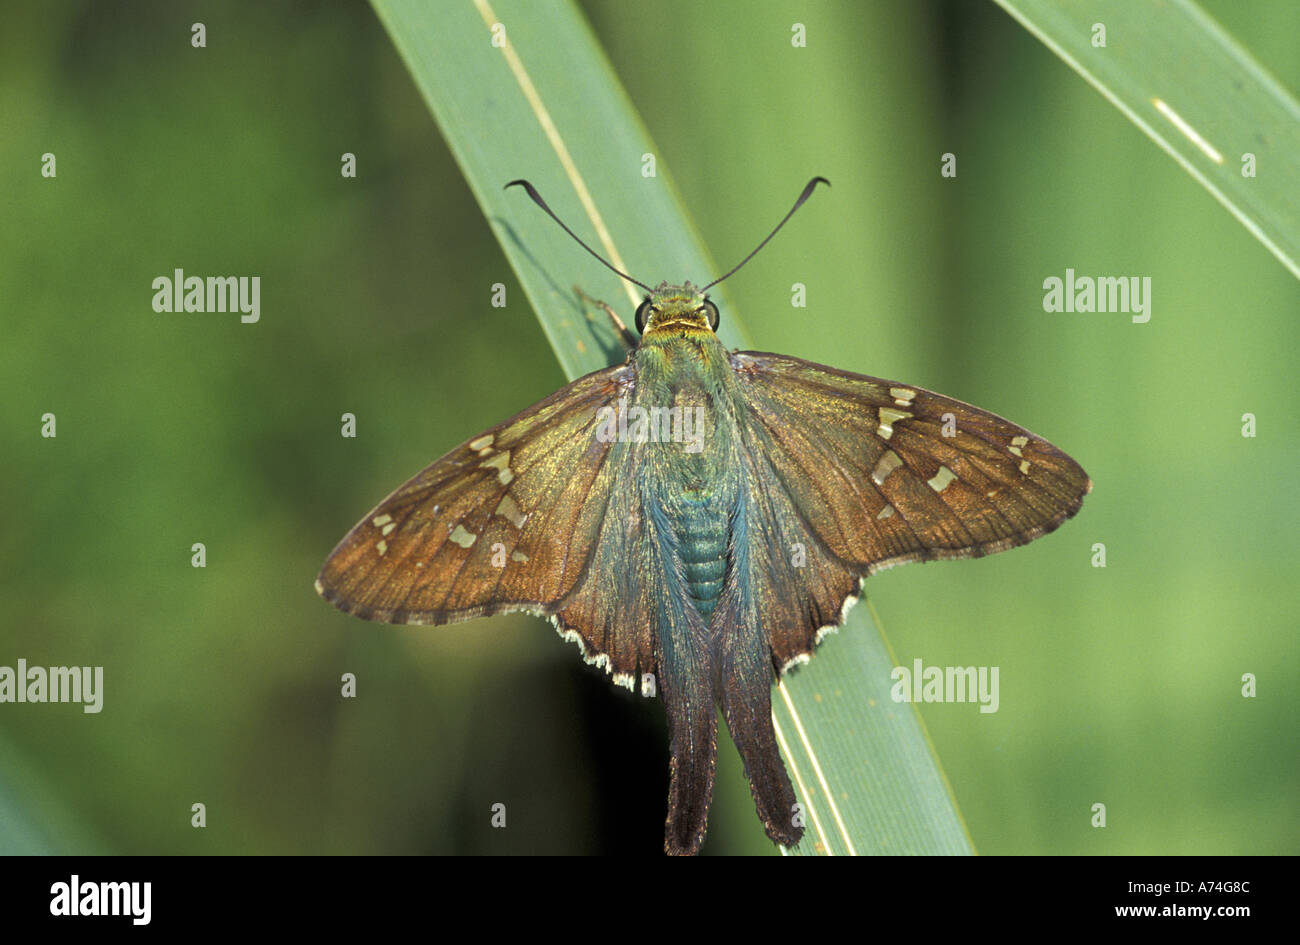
left=469, top=434, right=495, bottom=455
left=871, top=450, right=904, bottom=486
left=876, top=407, right=913, bottom=441
left=876, top=504, right=896, bottom=520
left=449, top=525, right=477, bottom=548
left=376, top=539, right=389, bottom=556
left=927, top=465, right=957, bottom=493
left=494, top=493, right=527, bottom=529
left=889, top=387, right=917, bottom=406
left=479, top=450, right=514, bottom=485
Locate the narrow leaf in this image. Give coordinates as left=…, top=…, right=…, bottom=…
left=994, top=0, right=1300, bottom=281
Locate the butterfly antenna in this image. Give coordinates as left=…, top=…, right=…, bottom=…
left=701, top=177, right=829, bottom=291
left=505, top=180, right=653, bottom=293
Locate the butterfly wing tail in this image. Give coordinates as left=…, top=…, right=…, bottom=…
left=720, top=672, right=801, bottom=849
left=716, top=598, right=803, bottom=849
left=661, top=663, right=717, bottom=856
left=653, top=581, right=718, bottom=856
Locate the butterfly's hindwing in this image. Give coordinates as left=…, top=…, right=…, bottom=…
left=732, top=442, right=864, bottom=672
left=730, top=351, right=1091, bottom=669
left=552, top=448, right=661, bottom=686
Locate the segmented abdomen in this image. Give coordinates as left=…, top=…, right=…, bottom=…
left=673, top=495, right=728, bottom=621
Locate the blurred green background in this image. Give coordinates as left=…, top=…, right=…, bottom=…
left=2, top=0, right=1296, bottom=855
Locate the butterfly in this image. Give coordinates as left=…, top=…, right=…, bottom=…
left=316, top=178, right=1091, bottom=855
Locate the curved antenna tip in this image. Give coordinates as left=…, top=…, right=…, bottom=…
left=702, top=177, right=829, bottom=291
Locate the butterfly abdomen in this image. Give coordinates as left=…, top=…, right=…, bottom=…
left=673, top=495, right=728, bottom=620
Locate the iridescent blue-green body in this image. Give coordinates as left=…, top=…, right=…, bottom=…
left=631, top=284, right=799, bottom=853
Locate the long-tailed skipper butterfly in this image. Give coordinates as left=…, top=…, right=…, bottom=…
left=316, top=178, right=1090, bottom=855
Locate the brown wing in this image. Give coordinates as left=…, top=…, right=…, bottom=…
left=729, top=351, right=1092, bottom=669
left=316, top=364, right=642, bottom=661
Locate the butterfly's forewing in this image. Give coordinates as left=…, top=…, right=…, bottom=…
left=729, top=351, right=1091, bottom=668
left=316, top=363, right=643, bottom=663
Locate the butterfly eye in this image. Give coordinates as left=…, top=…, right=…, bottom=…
left=703, top=300, right=720, bottom=331
left=635, top=298, right=652, bottom=334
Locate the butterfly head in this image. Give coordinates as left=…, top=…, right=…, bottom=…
left=635, top=282, right=720, bottom=336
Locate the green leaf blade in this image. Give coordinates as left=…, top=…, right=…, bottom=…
left=994, top=0, right=1300, bottom=281
left=776, top=599, right=974, bottom=856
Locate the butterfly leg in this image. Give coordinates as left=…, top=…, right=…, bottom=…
left=575, top=286, right=638, bottom=352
